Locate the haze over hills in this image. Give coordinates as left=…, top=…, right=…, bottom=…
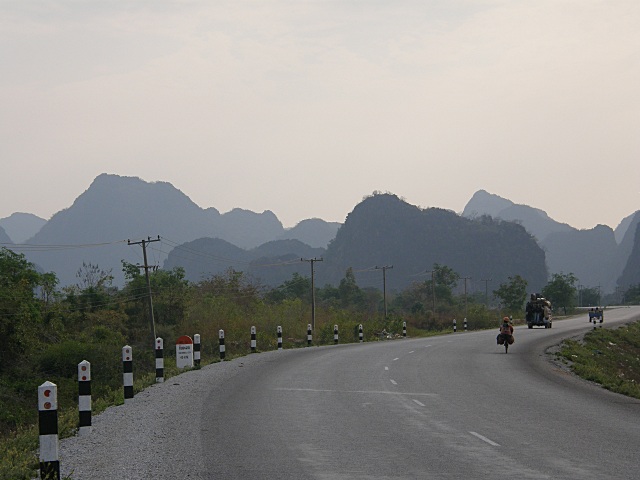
left=2, top=175, right=638, bottom=294
left=318, top=193, right=548, bottom=293
left=462, top=189, right=639, bottom=293
left=0, top=212, right=46, bottom=244
left=618, top=222, right=640, bottom=288
left=0, top=225, right=12, bottom=244
left=163, top=237, right=324, bottom=285
left=18, top=174, right=339, bottom=287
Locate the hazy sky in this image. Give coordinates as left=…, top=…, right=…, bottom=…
left=2, top=1, right=638, bottom=229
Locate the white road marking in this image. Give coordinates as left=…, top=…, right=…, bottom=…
left=412, top=399, right=425, bottom=407
left=393, top=358, right=399, bottom=361
left=469, top=431, right=500, bottom=447
left=390, top=379, right=397, bottom=385
left=273, top=388, right=437, bottom=397
left=408, top=351, right=415, bottom=354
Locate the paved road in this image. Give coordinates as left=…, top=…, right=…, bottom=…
left=201, top=308, right=640, bottom=479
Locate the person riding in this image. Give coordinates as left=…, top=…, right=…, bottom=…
left=497, top=316, right=514, bottom=345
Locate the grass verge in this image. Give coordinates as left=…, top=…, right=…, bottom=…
left=556, top=321, right=640, bottom=399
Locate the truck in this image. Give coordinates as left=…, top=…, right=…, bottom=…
left=525, top=293, right=552, bottom=328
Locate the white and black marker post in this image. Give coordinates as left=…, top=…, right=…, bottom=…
left=334, top=324, right=339, bottom=344
left=464, top=318, right=468, bottom=331
left=277, top=326, right=283, bottom=350
left=194, top=334, right=201, bottom=366
left=251, top=326, right=257, bottom=353
left=307, top=324, right=312, bottom=346
left=453, top=319, right=457, bottom=333
left=122, top=345, right=133, bottom=403
left=39, top=381, right=60, bottom=479
left=219, top=329, right=226, bottom=360
left=155, top=338, right=164, bottom=383
left=359, top=324, right=363, bottom=343
left=78, top=360, right=92, bottom=435
left=403, top=321, right=407, bottom=337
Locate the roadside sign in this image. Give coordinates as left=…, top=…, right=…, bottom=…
left=176, top=335, right=194, bottom=369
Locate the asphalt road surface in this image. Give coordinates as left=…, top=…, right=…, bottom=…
left=200, top=308, right=640, bottom=479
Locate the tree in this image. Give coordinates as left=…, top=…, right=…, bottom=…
left=493, top=275, right=528, bottom=314
left=266, top=272, right=311, bottom=303
left=336, top=268, right=367, bottom=309
left=578, top=286, right=600, bottom=307
left=76, top=261, right=114, bottom=290
left=623, top=284, right=640, bottom=305
left=0, top=248, right=48, bottom=372
left=64, top=262, right=115, bottom=313
left=430, top=263, right=460, bottom=305
left=542, top=272, right=578, bottom=313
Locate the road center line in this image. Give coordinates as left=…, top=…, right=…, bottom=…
left=469, top=431, right=500, bottom=447
left=412, top=399, right=425, bottom=407
left=273, top=388, right=437, bottom=397
left=393, top=358, right=399, bottom=361
left=408, top=351, right=415, bottom=354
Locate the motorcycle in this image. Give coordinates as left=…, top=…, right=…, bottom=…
left=497, top=333, right=512, bottom=353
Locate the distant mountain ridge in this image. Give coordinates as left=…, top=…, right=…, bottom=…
left=0, top=212, right=46, bottom=243
left=618, top=222, right=640, bottom=288
left=5, top=176, right=639, bottom=294
left=318, top=193, right=548, bottom=292
left=22, top=174, right=340, bottom=286
left=463, top=190, right=574, bottom=241
left=163, top=237, right=325, bottom=285
left=0, top=225, right=12, bottom=244
left=462, top=189, right=639, bottom=292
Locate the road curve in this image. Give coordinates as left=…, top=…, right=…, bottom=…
left=58, top=307, right=640, bottom=479
left=200, top=308, right=640, bottom=479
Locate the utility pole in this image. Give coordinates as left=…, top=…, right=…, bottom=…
left=462, top=277, right=471, bottom=318
left=426, top=270, right=436, bottom=317
left=301, top=257, right=323, bottom=330
left=128, top=236, right=160, bottom=348
left=375, top=265, right=393, bottom=318
left=578, top=284, right=583, bottom=307
left=480, top=278, right=491, bottom=306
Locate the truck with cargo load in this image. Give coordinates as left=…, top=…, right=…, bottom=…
left=525, top=293, right=552, bottom=328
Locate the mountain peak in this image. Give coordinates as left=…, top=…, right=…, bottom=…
left=463, top=190, right=514, bottom=218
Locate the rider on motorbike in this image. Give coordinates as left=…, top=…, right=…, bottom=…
left=497, top=316, right=514, bottom=345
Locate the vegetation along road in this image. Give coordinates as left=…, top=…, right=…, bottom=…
left=58, top=307, right=640, bottom=479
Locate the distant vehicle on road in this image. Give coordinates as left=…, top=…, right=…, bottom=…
left=588, top=307, right=604, bottom=323
left=525, top=293, right=552, bottom=329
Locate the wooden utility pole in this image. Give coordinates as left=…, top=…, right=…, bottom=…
left=462, top=276, right=471, bottom=318
left=128, top=236, right=160, bottom=348
left=301, top=257, right=323, bottom=330
left=481, top=278, right=491, bottom=306
left=375, top=265, right=393, bottom=318
left=426, top=270, right=436, bottom=317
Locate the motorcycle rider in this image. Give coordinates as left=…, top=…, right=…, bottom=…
left=497, top=316, right=514, bottom=345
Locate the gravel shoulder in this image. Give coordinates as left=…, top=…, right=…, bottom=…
left=59, top=350, right=284, bottom=479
